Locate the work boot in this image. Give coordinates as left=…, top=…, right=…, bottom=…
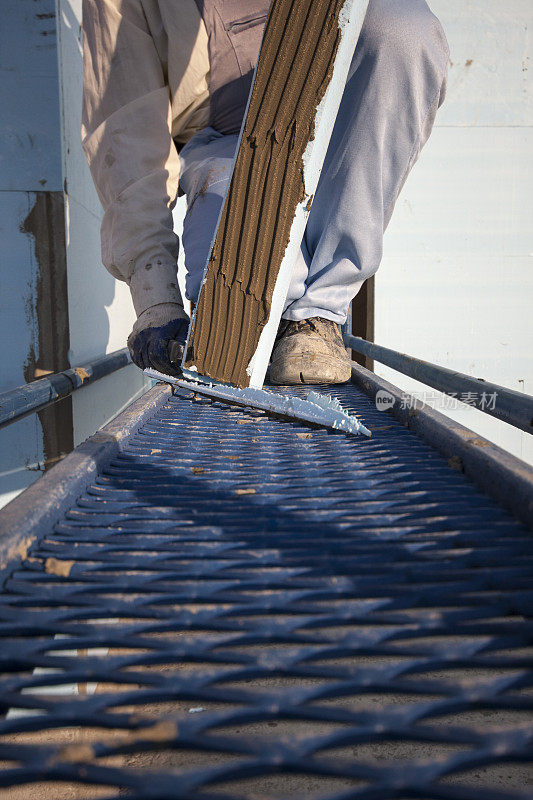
left=269, top=317, right=352, bottom=385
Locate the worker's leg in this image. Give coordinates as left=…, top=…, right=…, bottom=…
left=178, top=128, right=238, bottom=303
left=282, top=0, right=449, bottom=323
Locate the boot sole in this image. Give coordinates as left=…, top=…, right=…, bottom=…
left=269, top=356, right=352, bottom=386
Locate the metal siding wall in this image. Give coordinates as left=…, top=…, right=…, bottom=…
left=0, top=1, right=63, bottom=192
left=0, top=193, right=45, bottom=505
left=0, top=1, right=64, bottom=505
left=375, top=0, right=533, bottom=465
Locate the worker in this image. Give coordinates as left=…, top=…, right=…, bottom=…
left=82, top=0, right=448, bottom=384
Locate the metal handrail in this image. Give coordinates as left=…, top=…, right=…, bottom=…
left=3, top=336, right=531, bottom=436
left=0, top=348, right=131, bottom=429
left=344, top=333, right=533, bottom=434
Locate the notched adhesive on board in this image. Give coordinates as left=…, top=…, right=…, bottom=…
left=185, top=0, right=346, bottom=387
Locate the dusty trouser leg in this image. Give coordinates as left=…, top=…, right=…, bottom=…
left=282, top=0, right=450, bottom=324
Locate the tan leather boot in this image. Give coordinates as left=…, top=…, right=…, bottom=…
left=269, top=318, right=352, bottom=385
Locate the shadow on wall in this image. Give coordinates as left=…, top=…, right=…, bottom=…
left=59, top=0, right=115, bottom=367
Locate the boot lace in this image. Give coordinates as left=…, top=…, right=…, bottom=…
left=277, top=317, right=337, bottom=341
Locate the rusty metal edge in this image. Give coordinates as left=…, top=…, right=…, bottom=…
left=350, top=363, right=533, bottom=530
left=0, top=383, right=171, bottom=583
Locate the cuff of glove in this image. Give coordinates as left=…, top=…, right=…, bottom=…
left=132, top=303, right=189, bottom=337
left=129, top=260, right=182, bottom=317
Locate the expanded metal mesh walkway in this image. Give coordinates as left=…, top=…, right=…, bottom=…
left=0, top=379, right=531, bottom=799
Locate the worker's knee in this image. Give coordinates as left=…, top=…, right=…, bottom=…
left=360, top=0, right=449, bottom=73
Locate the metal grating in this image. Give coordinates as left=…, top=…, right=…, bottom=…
left=0, top=383, right=531, bottom=799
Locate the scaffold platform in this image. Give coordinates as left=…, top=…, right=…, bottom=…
left=0, top=366, right=531, bottom=799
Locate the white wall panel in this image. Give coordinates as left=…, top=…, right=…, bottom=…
left=436, top=1, right=532, bottom=126
left=375, top=0, right=533, bottom=465
left=71, top=368, right=148, bottom=444
left=384, top=127, right=532, bottom=258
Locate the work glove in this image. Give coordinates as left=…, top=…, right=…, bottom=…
left=127, top=303, right=190, bottom=376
